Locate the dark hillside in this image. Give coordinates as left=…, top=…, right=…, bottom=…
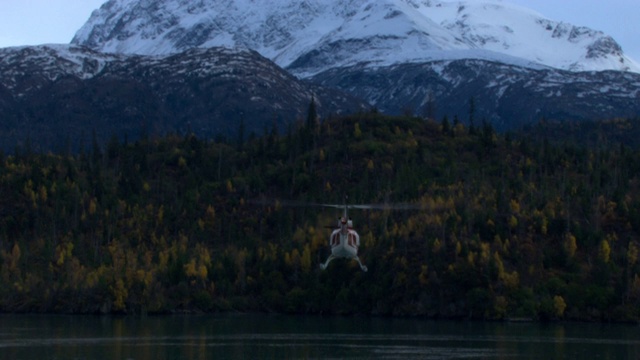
left=2, top=113, right=640, bottom=322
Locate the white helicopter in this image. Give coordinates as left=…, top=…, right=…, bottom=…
left=297, top=198, right=423, bottom=272
left=252, top=197, right=423, bottom=272
left=320, top=201, right=369, bottom=272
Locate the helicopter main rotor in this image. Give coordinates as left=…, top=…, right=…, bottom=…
left=250, top=198, right=426, bottom=211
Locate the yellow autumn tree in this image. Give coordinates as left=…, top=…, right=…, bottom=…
left=111, top=279, right=128, bottom=312
left=599, top=238, right=612, bottom=264
left=553, top=295, right=567, bottom=318
left=301, top=244, right=312, bottom=273
left=628, top=242, right=638, bottom=268
left=1, top=243, right=22, bottom=284
left=563, top=232, right=577, bottom=259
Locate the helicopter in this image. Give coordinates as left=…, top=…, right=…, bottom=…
left=281, top=197, right=424, bottom=272
left=320, top=201, right=368, bottom=272
left=251, top=196, right=424, bottom=272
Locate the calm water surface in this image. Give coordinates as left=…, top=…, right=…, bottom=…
left=1, top=314, right=639, bottom=359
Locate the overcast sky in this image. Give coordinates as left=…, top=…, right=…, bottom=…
left=0, top=0, right=638, bottom=61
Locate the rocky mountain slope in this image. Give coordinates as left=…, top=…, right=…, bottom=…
left=311, top=59, right=640, bottom=130
left=0, top=45, right=365, bottom=152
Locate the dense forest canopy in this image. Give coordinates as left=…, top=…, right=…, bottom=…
left=2, top=112, right=640, bottom=322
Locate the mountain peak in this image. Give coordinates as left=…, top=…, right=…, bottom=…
left=72, top=0, right=639, bottom=75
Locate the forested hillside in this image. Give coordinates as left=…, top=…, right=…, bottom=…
left=2, top=112, right=640, bottom=322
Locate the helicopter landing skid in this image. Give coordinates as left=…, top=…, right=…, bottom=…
left=320, top=255, right=368, bottom=272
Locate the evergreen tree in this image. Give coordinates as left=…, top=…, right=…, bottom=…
left=237, top=117, right=245, bottom=151
left=468, top=96, right=476, bottom=134
left=441, top=115, right=451, bottom=135
left=306, top=96, right=318, bottom=131
left=304, top=96, right=318, bottom=152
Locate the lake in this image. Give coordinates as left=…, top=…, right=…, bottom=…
left=1, top=314, right=639, bottom=359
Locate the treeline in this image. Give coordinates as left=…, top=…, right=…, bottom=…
left=2, top=112, right=640, bottom=322
left=523, top=117, right=640, bottom=150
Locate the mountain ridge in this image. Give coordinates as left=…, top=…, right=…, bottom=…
left=310, top=58, right=640, bottom=130
left=0, top=45, right=367, bottom=152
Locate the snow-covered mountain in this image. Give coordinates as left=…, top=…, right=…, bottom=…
left=1, top=0, right=638, bottom=152
left=72, top=0, right=640, bottom=76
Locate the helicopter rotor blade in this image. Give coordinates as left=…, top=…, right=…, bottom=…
left=249, top=198, right=426, bottom=211
left=348, top=203, right=427, bottom=211
left=247, top=198, right=341, bottom=209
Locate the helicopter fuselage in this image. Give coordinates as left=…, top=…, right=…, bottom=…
left=330, top=227, right=360, bottom=258
left=320, top=208, right=367, bottom=271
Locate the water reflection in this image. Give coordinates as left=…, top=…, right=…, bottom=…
left=1, top=314, right=639, bottom=359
